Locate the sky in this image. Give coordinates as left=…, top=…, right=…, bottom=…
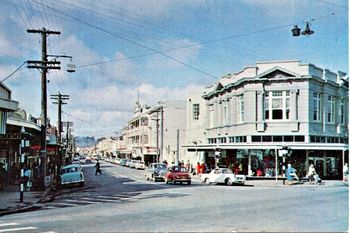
left=0, top=0, right=348, bottom=138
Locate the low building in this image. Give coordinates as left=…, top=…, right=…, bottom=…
left=184, top=60, right=348, bottom=179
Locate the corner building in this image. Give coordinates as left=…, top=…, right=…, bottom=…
left=185, top=60, right=348, bottom=180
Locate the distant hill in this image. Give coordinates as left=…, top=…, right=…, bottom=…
left=75, top=136, right=96, bottom=148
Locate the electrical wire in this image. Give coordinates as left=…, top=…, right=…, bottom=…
left=0, top=61, right=27, bottom=84
left=31, top=0, right=219, bottom=80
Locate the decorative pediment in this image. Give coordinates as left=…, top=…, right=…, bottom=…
left=256, top=66, right=299, bottom=80
left=215, top=83, right=224, bottom=91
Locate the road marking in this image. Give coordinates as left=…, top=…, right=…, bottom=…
left=81, top=197, right=118, bottom=203
left=0, top=223, right=19, bottom=227
left=50, top=202, right=78, bottom=207
left=64, top=199, right=95, bottom=204
left=0, top=227, right=37, bottom=232
left=97, top=195, right=124, bottom=199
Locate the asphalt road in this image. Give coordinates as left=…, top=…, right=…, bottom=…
left=0, top=161, right=348, bottom=232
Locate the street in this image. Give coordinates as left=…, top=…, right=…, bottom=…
left=0, top=161, right=348, bottom=232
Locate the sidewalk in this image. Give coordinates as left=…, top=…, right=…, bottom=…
left=0, top=185, right=50, bottom=216
left=192, top=174, right=348, bottom=187
left=245, top=179, right=348, bottom=187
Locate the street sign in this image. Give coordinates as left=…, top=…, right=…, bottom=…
left=0, top=133, right=21, bottom=140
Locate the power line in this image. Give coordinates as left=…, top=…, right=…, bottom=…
left=31, top=0, right=218, bottom=80
left=0, top=61, right=27, bottom=84
left=73, top=11, right=336, bottom=69
left=313, top=0, right=348, bottom=9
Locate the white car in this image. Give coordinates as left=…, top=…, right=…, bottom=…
left=201, top=168, right=246, bottom=185
left=136, top=161, right=145, bottom=170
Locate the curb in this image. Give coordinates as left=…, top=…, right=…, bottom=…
left=0, top=187, right=53, bottom=217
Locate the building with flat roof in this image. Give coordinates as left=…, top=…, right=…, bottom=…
left=185, top=60, right=348, bottom=179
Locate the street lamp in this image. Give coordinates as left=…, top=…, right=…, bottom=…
left=291, top=22, right=314, bottom=37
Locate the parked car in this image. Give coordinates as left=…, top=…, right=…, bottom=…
left=125, top=159, right=132, bottom=167
left=165, top=165, right=191, bottom=185
left=145, top=163, right=167, bottom=181
left=60, top=164, right=84, bottom=187
left=130, top=160, right=138, bottom=169
left=200, top=168, right=246, bottom=185
left=119, top=158, right=127, bottom=166
left=85, top=156, right=92, bottom=163
left=136, top=161, right=145, bottom=170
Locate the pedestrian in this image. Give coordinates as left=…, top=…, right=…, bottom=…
left=343, top=163, right=349, bottom=182
left=200, top=162, right=206, bottom=174
left=24, top=166, right=32, bottom=191
left=196, top=162, right=200, bottom=175
left=307, top=164, right=317, bottom=184
left=95, top=160, right=102, bottom=175
left=285, top=163, right=298, bottom=186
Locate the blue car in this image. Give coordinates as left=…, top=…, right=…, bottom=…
left=60, top=164, right=85, bottom=187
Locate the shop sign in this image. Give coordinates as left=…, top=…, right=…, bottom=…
left=0, top=133, right=21, bottom=140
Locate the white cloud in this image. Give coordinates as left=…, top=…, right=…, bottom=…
left=68, top=83, right=205, bottom=137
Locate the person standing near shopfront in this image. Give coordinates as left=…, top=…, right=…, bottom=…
left=286, top=163, right=298, bottom=186
left=196, top=162, right=200, bottom=175
left=343, top=163, right=349, bottom=182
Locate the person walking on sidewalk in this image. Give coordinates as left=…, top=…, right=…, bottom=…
left=95, top=160, right=102, bottom=175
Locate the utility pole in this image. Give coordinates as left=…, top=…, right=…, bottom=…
left=160, top=106, right=164, bottom=163
left=155, top=114, right=159, bottom=163
left=51, top=92, right=69, bottom=178
left=62, top=121, right=73, bottom=162
left=27, top=28, right=61, bottom=189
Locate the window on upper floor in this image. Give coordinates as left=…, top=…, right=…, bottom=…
left=223, top=102, right=228, bottom=125
left=326, top=96, right=335, bottom=123
left=142, top=134, right=148, bottom=144
left=192, top=103, right=200, bottom=120
left=313, top=93, right=322, bottom=121
left=265, top=91, right=290, bottom=120
left=141, top=117, right=148, bottom=126
left=237, top=95, right=244, bottom=122
left=339, top=98, right=345, bottom=124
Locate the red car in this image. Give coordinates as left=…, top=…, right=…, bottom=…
left=165, top=165, right=191, bottom=185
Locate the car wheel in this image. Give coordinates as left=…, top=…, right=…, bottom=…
left=187, top=181, right=191, bottom=185
left=225, top=178, right=233, bottom=186
left=205, top=178, right=210, bottom=185
left=79, top=182, right=84, bottom=187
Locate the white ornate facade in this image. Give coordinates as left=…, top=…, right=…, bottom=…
left=185, top=60, right=348, bottom=179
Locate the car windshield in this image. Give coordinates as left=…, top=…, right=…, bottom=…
left=172, top=166, right=187, bottom=173
left=62, top=166, right=80, bottom=174
left=154, top=164, right=166, bottom=169
left=222, top=168, right=233, bottom=174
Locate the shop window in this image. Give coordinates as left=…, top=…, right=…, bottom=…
left=294, top=136, right=305, bottom=142
left=252, top=136, right=261, bottom=142
left=262, top=136, right=272, bottom=142
left=284, top=136, right=293, bottom=142
left=273, top=136, right=283, bottom=142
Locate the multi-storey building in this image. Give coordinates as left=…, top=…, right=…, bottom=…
left=125, top=100, right=186, bottom=165
left=185, top=60, right=348, bottom=179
